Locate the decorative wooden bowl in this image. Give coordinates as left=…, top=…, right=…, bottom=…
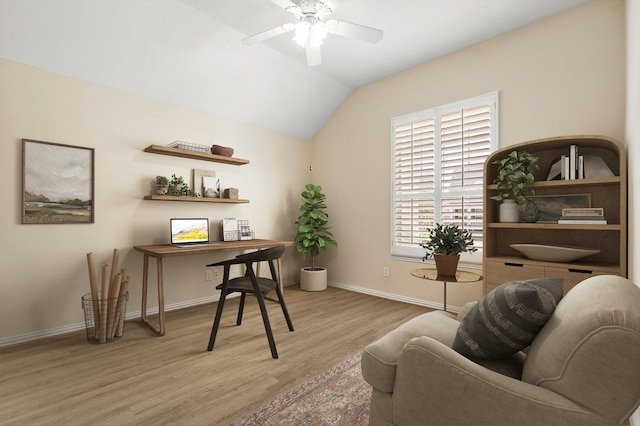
left=211, top=145, right=234, bottom=157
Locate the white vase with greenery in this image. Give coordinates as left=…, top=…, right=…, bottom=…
left=490, top=150, right=539, bottom=222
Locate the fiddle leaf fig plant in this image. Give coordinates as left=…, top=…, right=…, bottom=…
left=295, top=184, right=337, bottom=270
left=420, top=223, right=477, bottom=261
left=490, top=150, right=539, bottom=216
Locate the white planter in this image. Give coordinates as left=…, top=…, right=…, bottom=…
left=300, top=267, right=327, bottom=291
left=499, top=199, right=520, bottom=223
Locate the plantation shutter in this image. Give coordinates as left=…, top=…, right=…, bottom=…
left=391, top=92, right=498, bottom=260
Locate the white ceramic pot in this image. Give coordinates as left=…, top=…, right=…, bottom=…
left=300, top=267, right=327, bottom=291
left=499, top=199, right=520, bottom=223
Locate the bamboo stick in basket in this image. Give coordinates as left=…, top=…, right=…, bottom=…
left=106, top=272, right=122, bottom=340
left=86, top=253, right=101, bottom=339
left=99, top=264, right=109, bottom=343
left=114, top=269, right=129, bottom=338
left=109, top=248, right=119, bottom=281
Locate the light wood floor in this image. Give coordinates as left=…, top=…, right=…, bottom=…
left=0, top=286, right=429, bottom=425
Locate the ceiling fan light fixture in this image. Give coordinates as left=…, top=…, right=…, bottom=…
left=293, top=21, right=311, bottom=46
left=309, top=22, right=328, bottom=47
left=294, top=15, right=327, bottom=48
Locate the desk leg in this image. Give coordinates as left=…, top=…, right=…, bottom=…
left=265, top=258, right=283, bottom=303
left=140, top=255, right=165, bottom=336
left=443, top=281, right=448, bottom=312
left=157, top=258, right=165, bottom=335
left=141, top=254, right=149, bottom=322
left=277, top=258, right=283, bottom=293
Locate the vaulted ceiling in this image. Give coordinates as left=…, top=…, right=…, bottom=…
left=0, top=0, right=590, bottom=139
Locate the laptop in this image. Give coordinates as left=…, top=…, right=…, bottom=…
left=170, top=218, right=212, bottom=247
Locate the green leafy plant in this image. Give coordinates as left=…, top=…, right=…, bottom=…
left=490, top=150, right=539, bottom=215
left=295, top=184, right=337, bottom=270
left=167, top=174, right=199, bottom=197
left=156, top=175, right=169, bottom=185
left=420, top=223, right=477, bottom=260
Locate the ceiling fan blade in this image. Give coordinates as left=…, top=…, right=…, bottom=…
left=268, top=0, right=297, bottom=9
left=326, top=19, right=383, bottom=44
left=242, top=23, right=295, bottom=45
left=269, top=0, right=304, bottom=17
left=306, top=44, right=322, bottom=67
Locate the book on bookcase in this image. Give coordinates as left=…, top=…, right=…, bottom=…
left=562, top=207, right=604, bottom=217
left=557, top=218, right=607, bottom=224
left=567, top=144, right=585, bottom=180
left=558, top=207, right=606, bottom=224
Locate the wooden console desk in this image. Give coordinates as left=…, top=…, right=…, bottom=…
left=134, top=239, right=293, bottom=336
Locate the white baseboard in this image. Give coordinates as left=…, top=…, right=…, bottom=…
left=0, top=293, right=230, bottom=348
left=327, top=280, right=456, bottom=313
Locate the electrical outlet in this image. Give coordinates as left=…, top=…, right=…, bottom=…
left=205, top=270, right=213, bottom=281
left=213, top=270, right=219, bottom=279
left=383, top=267, right=389, bottom=277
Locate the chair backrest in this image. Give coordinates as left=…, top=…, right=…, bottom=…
left=522, top=275, right=640, bottom=422
left=234, top=245, right=285, bottom=264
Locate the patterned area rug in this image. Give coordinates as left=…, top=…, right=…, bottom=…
left=232, top=352, right=371, bottom=425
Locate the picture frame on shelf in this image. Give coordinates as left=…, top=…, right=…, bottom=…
left=22, top=139, right=95, bottom=224
left=203, top=176, right=221, bottom=198
left=529, top=193, right=591, bottom=223
left=192, top=168, right=216, bottom=196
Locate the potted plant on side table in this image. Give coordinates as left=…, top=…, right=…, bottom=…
left=295, top=184, right=337, bottom=291
left=420, top=223, right=477, bottom=277
left=490, top=150, right=539, bottom=222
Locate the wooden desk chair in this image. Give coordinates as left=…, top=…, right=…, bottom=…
left=206, top=245, right=294, bottom=358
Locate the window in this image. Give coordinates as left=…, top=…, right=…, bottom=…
left=391, top=92, right=498, bottom=263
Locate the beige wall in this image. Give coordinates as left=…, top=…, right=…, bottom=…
left=0, top=59, right=310, bottom=343
left=312, top=0, right=626, bottom=309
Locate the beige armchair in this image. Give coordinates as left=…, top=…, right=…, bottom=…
left=361, top=275, right=640, bottom=426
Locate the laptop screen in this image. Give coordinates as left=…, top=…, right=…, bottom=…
left=170, top=218, right=209, bottom=245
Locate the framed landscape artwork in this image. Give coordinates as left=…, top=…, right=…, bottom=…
left=529, top=193, right=591, bottom=223
left=22, top=139, right=95, bottom=224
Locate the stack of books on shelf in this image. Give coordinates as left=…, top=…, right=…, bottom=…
left=559, top=144, right=584, bottom=180
left=557, top=208, right=607, bottom=224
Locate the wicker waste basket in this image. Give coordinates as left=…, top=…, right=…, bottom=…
left=81, top=291, right=128, bottom=344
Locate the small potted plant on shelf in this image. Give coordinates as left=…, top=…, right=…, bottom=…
left=155, top=176, right=169, bottom=195
left=490, top=150, right=539, bottom=222
left=420, top=223, right=477, bottom=276
left=167, top=174, right=199, bottom=197
left=295, top=184, right=337, bottom=291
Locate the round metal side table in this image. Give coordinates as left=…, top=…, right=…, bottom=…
left=410, top=268, right=483, bottom=312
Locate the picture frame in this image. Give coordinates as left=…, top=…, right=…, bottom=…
left=22, top=139, right=95, bottom=224
left=202, top=176, right=221, bottom=198
left=529, top=193, right=591, bottom=223
left=192, top=168, right=216, bottom=196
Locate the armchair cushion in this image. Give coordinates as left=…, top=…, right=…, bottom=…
left=452, top=277, right=563, bottom=359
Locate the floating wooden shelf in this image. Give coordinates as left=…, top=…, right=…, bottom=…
left=144, top=145, right=249, bottom=165
left=144, top=195, right=249, bottom=204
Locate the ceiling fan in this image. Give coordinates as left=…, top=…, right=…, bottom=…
left=242, top=0, right=383, bottom=67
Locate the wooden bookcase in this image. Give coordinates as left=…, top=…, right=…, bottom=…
left=483, top=135, right=627, bottom=294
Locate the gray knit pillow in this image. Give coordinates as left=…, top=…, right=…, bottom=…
left=452, top=277, right=563, bottom=359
